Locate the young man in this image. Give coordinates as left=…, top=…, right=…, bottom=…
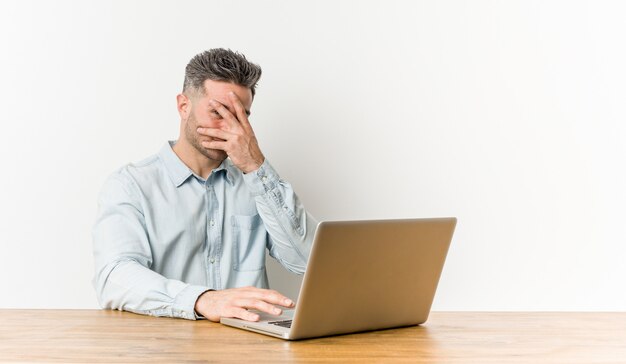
left=92, top=49, right=317, bottom=322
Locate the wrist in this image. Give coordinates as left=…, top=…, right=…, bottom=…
left=242, top=157, right=265, bottom=174
left=194, top=289, right=214, bottom=316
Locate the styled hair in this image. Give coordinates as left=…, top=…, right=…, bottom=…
left=183, top=48, right=262, bottom=97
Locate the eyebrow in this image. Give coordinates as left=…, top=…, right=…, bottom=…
left=210, top=103, right=250, bottom=117
left=229, top=106, right=251, bottom=117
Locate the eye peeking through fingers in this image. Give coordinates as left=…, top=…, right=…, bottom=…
left=209, top=109, right=222, bottom=119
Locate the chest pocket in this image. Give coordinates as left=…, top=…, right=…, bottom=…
left=231, top=214, right=267, bottom=271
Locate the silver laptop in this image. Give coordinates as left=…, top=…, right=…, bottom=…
left=220, top=217, right=457, bottom=340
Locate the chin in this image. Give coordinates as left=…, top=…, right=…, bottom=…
left=201, top=148, right=227, bottom=161
left=188, top=135, right=227, bottom=162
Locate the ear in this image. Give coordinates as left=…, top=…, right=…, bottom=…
left=176, top=93, right=192, bottom=120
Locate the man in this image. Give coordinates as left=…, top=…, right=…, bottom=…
left=92, top=48, right=317, bottom=322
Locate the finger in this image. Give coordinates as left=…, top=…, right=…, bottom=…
left=201, top=140, right=228, bottom=150
left=234, top=298, right=283, bottom=316
left=197, top=127, right=231, bottom=141
left=208, top=99, right=240, bottom=130
left=243, top=287, right=295, bottom=308
left=228, top=92, right=252, bottom=132
left=227, top=307, right=259, bottom=322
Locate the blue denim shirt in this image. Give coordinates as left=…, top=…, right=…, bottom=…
left=92, top=141, right=317, bottom=320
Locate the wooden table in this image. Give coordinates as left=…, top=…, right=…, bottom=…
left=0, top=310, right=624, bottom=363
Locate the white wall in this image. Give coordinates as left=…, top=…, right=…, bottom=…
left=1, top=0, right=624, bottom=311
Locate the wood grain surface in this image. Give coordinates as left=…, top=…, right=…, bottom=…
left=0, top=310, right=624, bottom=363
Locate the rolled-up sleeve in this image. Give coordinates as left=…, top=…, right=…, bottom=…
left=92, top=173, right=210, bottom=320
left=242, top=160, right=318, bottom=274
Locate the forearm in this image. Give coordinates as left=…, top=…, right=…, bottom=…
left=243, top=160, right=318, bottom=273
left=93, top=258, right=210, bottom=320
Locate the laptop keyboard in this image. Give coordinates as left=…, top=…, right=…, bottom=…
left=268, top=320, right=292, bottom=328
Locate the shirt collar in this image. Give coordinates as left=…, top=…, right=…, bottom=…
left=159, top=141, right=236, bottom=187
left=208, top=158, right=236, bottom=186
left=219, top=158, right=237, bottom=186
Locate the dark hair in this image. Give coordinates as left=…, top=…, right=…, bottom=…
left=183, top=48, right=262, bottom=97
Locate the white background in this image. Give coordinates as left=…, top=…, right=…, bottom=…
left=0, top=0, right=624, bottom=311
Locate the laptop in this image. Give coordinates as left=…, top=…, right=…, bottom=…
left=220, top=217, right=457, bottom=340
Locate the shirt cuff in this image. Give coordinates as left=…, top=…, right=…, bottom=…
left=242, top=159, right=280, bottom=196
left=172, top=284, right=213, bottom=320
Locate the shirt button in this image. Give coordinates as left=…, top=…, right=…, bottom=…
left=262, top=176, right=268, bottom=183
left=210, top=220, right=215, bottom=226
left=210, top=258, right=215, bottom=264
